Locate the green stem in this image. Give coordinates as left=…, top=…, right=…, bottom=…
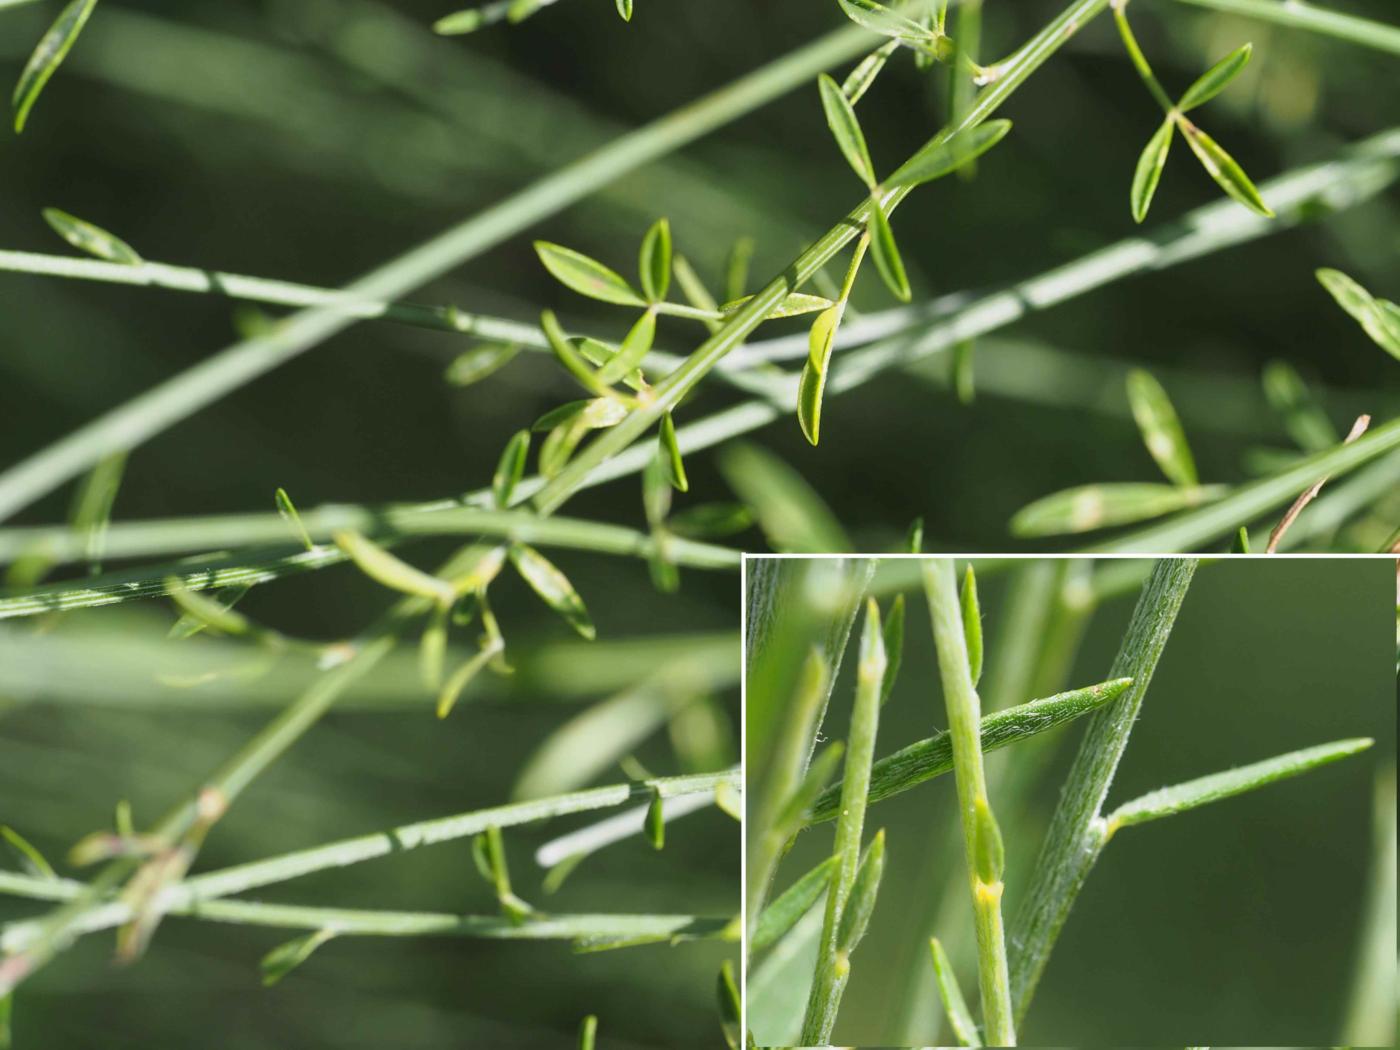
left=0, top=869, right=728, bottom=943
left=1114, top=2, right=1177, bottom=115
left=0, top=770, right=737, bottom=953
left=529, top=0, right=1117, bottom=516
left=799, top=600, right=885, bottom=1046
left=923, top=560, right=1015, bottom=1046
left=1008, top=557, right=1198, bottom=1023
left=1172, top=0, right=1400, bottom=56
left=0, top=19, right=879, bottom=523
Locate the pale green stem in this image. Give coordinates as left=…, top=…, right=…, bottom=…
left=0, top=770, right=737, bottom=953
left=799, top=601, right=885, bottom=1046
left=1114, top=2, right=1176, bottom=115
left=1008, top=557, right=1198, bottom=1023
left=924, top=560, right=1015, bottom=1046
left=0, top=868, right=728, bottom=943
left=0, top=19, right=879, bottom=523
left=1172, top=0, right=1400, bottom=56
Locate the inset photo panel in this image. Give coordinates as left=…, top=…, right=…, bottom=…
left=744, top=555, right=1396, bottom=1048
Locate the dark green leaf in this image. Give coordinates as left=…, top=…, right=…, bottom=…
left=540, top=311, right=621, bottom=399
left=930, top=937, right=983, bottom=1046
left=1316, top=268, right=1400, bottom=360
left=492, top=430, right=530, bottom=509
left=719, top=291, right=835, bottom=319
left=1126, top=368, right=1198, bottom=486
left=42, top=207, right=141, bottom=264
left=1130, top=118, right=1173, bottom=224
left=842, top=40, right=897, bottom=106
left=723, top=236, right=753, bottom=303
left=1177, top=43, right=1252, bottom=112
left=274, top=487, right=316, bottom=551
left=717, top=960, right=741, bottom=1050
left=959, top=564, right=983, bottom=687
left=510, top=543, right=595, bottom=639
left=596, top=308, right=655, bottom=386
left=1262, top=361, right=1340, bottom=451
left=885, top=120, right=1013, bottom=188
left=445, top=342, right=520, bottom=387
left=638, top=218, right=671, bottom=302
left=534, top=241, right=644, bottom=305
left=260, top=929, right=335, bottom=986
left=818, top=73, right=876, bottom=188
left=972, top=798, right=1004, bottom=883
left=718, top=443, right=850, bottom=552
left=658, top=411, right=688, bottom=492
left=836, top=0, right=940, bottom=51
left=867, top=200, right=911, bottom=302
left=751, top=856, right=837, bottom=953
left=644, top=787, right=664, bottom=850
left=836, top=829, right=885, bottom=952
left=668, top=502, right=753, bottom=539
left=1, top=825, right=56, bottom=879
left=12, top=0, right=98, bottom=133
left=615, top=0, right=633, bottom=21
left=952, top=339, right=975, bottom=404
left=1181, top=125, right=1273, bottom=217
left=879, top=594, right=904, bottom=706
left=1231, top=526, right=1250, bottom=553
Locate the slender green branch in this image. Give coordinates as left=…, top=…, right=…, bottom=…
left=529, top=0, right=1117, bottom=516
left=0, top=18, right=879, bottom=523
left=0, top=770, right=737, bottom=953
left=0, top=868, right=727, bottom=943
left=924, top=560, right=1015, bottom=1046
left=1172, top=0, right=1400, bottom=56
left=807, top=678, right=1133, bottom=824
left=799, top=599, right=885, bottom=1046
left=1008, top=557, right=1198, bottom=1023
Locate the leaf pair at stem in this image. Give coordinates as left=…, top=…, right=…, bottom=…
left=1117, top=5, right=1271, bottom=222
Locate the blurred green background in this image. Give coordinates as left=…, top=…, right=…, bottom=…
left=749, top=556, right=1395, bottom=1046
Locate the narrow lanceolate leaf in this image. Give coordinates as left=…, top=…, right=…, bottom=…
left=885, top=120, right=1013, bottom=188
left=0, top=991, right=10, bottom=1050
left=260, top=929, right=336, bottom=986
left=905, top=517, right=924, bottom=554
left=776, top=741, right=846, bottom=832
left=798, top=357, right=830, bottom=448
left=433, top=10, right=484, bottom=34
left=867, top=201, right=911, bottom=303
left=1, top=825, right=56, bottom=879
left=644, top=787, right=665, bottom=850
left=540, top=311, right=620, bottom=399
left=510, top=543, right=596, bottom=639
left=667, top=502, right=753, bottom=539
left=719, top=291, right=835, bottom=319
left=1316, top=268, right=1400, bottom=360
left=1231, top=526, right=1250, bottom=553
left=836, top=830, right=885, bottom=952
left=12, top=0, right=99, bottom=133
left=577, top=1016, right=598, bottom=1050
left=723, top=236, right=753, bottom=303
left=445, top=342, right=520, bottom=387
left=959, top=565, right=983, bottom=688
left=42, top=208, right=141, bottom=264
left=334, top=530, right=455, bottom=604
left=752, top=856, right=838, bottom=953
left=658, top=411, right=688, bottom=492
left=531, top=397, right=628, bottom=433
left=1181, top=124, right=1273, bottom=217
left=615, top=0, right=633, bottom=21
left=1126, top=369, right=1198, bottom=486
left=930, top=937, right=983, bottom=1047
left=818, top=73, right=876, bottom=188
left=274, top=487, right=316, bottom=551
left=166, top=577, right=251, bottom=636
left=1262, top=361, right=1339, bottom=452
left=1130, top=118, right=1174, bottom=223
left=717, top=960, right=741, bottom=1050
left=534, top=241, right=644, bottom=305
left=638, top=218, right=671, bottom=303
left=596, top=308, right=655, bottom=385
left=1105, top=738, right=1374, bottom=834
left=836, top=0, right=940, bottom=51
left=420, top=604, right=448, bottom=690
left=1177, top=43, right=1252, bottom=112
left=718, top=442, right=850, bottom=552
left=1010, top=482, right=1227, bottom=537
left=878, top=594, right=904, bottom=707
left=492, top=430, right=531, bottom=509
left=807, top=678, right=1134, bottom=824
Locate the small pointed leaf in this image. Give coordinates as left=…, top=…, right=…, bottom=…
left=492, top=430, right=530, bottom=509
left=615, top=0, right=632, bottom=21
left=867, top=201, right=911, bottom=302
left=751, top=856, right=837, bottom=953
left=578, top=1016, right=598, bottom=1050
left=1181, top=125, right=1273, bottom=217
left=638, top=218, right=671, bottom=303
left=275, top=487, right=316, bottom=551
left=12, top=0, right=98, bottom=133
left=596, top=308, right=655, bottom=385
left=1316, top=268, right=1400, bottom=360
left=1, top=825, right=56, bottom=880
left=644, top=787, right=665, bottom=850
left=836, top=829, right=885, bottom=952
left=445, top=343, right=520, bottom=387
left=1126, top=368, right=1198, bottom=486
left=959, top=565, right=983, bottom=687
left=886, top=120, right=1013, bottom=188
left=718, top=960, right=741, bottom=1050
left=1177, top=43, right=1252, bottom=112
left=878, top=594, right=904, bottom=706
left=433, top=11, right=485, bottom=34
left=535, top=241, right=644, bottom=305
left=333, top=531, right=455, bottom=605
left=668, top=502, right=753, bottom=539
left=972, top=798, right=1004, bottom=883
left=260, top=929, right=336, bottom=986
left=1130, top=118, right=1174, bottom=224
left=1010, top=482, right=1227, bottom=537
left=818, top=73, right=876, bottom=188
left=540, top=311, right=622, bottom=399
left=930, top=937, right=983, bottom=1046
left=658, top=411, right=688, bottom=492
left=510, top=543, right=595, bottom=639
left=719, top=291, right=835, bottom=319
left=42, top=208, right=141, bottom=264
left=437, top=641, right=502, bottom=719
